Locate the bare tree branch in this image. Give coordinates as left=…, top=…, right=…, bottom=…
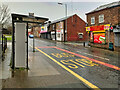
left=0, top=4, right=11, bottom=28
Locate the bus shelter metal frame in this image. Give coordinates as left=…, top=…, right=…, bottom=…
left=11, top=13, right=48, bottom=70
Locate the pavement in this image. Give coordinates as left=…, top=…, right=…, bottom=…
left=1, top=41, right=89, bottom=89
left=1, top=38, right=120, bottom=89
left=0, top=42, right=12, bottom=90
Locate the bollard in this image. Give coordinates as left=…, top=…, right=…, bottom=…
left=83, top=42, right=85, bottom=47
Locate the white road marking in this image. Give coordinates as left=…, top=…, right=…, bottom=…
left=77, top=51, right=110, bottom=61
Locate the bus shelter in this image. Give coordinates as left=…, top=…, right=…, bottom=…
left=11, top=13, right=48, bottom=69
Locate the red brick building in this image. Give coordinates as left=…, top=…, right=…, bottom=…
left=48, top=14, right=87, bottom=42
left=86, top=1, right=120, bottom=51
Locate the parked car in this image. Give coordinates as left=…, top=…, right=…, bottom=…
left=29, top=34, right=34, bottom=38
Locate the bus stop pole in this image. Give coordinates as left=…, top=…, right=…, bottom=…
left=33, top=27, right=35, bottom=52
left=12, top=20, right=15, bottom=70
left=26, top=23, right=29, bottom=69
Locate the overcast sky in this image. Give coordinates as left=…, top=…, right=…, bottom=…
left=0, top=0, right=119, bottom=22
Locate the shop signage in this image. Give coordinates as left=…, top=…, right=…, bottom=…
left=90, top=32, right=93, bottom=40
left=40, top=25, right=47, bottom=33
left=90, top=32, right=93, bottom=42
left=104, top=24, right=110, bottom=30
left=57, top=30, right=61, bottom=32
left=86, top=24, right=110, bottom=31
left=86, top=27, right=90, bottom=31
left=94, top=33, right=105, bottom=44
left=90, top=25, right=104, bottom=31
left=40, top=31, right=47, bottom=33
left=56, top=22, right=64, bottom=30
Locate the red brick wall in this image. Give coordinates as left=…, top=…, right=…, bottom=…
left=67, top=14, right=88, bottom=41
left=87, top=6, right=120, bottom=26
left=86, top=6, right=120, bottom=51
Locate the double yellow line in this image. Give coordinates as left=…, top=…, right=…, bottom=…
left=33, top=46, right=100, bottom=90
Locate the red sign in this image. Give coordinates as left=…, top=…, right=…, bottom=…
left=94, top=33, right=105, bottom=44
left=90, top=32, right=93, bottom=40
left=57, top=30, right=61, bottom=32
left=110, top=27, right=113, bottom=30
left=86, top=24, right=110, bottom=31
left=90, top=25, right=104, bottom=31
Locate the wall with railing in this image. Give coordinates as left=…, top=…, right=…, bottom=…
left=0, top=30, right=7, bottom=62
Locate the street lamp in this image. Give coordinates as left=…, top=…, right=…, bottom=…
left=58, top=2, right=67, bottom=42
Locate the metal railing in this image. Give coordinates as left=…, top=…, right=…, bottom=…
left=1, top=35, right=7, bottom=61
left=3, top=36, right=7, bottom=53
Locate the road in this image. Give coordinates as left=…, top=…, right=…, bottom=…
left=28, top=38, right=120, bottom=89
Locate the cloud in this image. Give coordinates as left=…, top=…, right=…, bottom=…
left=1, top=0, right=119, bottom=2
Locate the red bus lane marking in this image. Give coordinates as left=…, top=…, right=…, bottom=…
left=36, top=46, right=120, bottom=71
left=37, top=46, right=56, bottom=48
left=54, top=47, right=120, bottom=71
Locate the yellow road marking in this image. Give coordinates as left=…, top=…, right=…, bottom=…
left=60, top=60, right=78, bottom=69
left=34, top=47, right=100, bottom=90
left=69, top=59, right=85, bottom=68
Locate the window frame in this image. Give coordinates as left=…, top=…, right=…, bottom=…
left=91, top=16, right=95, bottom=25
left=99, top=14, right=104, bottom=23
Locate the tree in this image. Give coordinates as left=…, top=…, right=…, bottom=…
left=0, top=4, right=11, bottom=29
left=7, top=24, right=12, bottom=34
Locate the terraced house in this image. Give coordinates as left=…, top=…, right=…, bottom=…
left=47, top=14, right=88, bottom=42
left=86, top=1, right=120, bottom=51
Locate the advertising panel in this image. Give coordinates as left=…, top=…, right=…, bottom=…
left=40, top=25, right=47, bottom=33
left=56, top=21, right=64, bottom=30
left=94, top=33, right=105, bottom=44
left=90, top=32, right=93, bottom=42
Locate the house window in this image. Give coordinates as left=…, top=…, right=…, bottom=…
left=78, top=33, right=83, bottom=39
left=99, top=14, right=104, bottom=23
left=91, top=17, right=95, bottom=25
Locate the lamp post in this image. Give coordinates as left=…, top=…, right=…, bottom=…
left=33, top=26, right=35, bottom=52
left=29, top=13, right=35, bottom=52
left=58, top=3, right=67, bottom=42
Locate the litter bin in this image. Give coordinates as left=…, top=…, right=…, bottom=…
left=109, top=42, right=114, bottom=51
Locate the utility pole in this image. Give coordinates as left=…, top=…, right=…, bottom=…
left=33, top=26, right=35, bottom=52
left=65, top=4, right=67, bottom=42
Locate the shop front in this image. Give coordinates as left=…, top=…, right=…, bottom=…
left=40, top=25, right=48, bottom=39
left=86, top=24, right=110, bottom=49
left=113, top=27, right=120, bottom=51
left=56, top=21, right=64, bottom=41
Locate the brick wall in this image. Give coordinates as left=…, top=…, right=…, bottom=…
left=67, top=14, right=88, bottom=41
left=86, top=6, right=120, bottom=51
left=48, top=14, right=88, bottom=42
left=87, top=6, right=120, bottom=26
